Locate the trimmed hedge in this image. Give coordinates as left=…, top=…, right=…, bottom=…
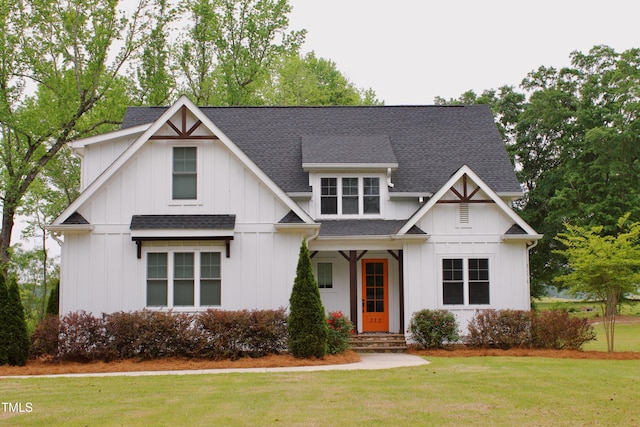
left=466, top=309, right=596, bottom=350
left=30, top=309, right=288, bottom=362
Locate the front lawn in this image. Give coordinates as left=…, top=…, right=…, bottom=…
left=2, top=357, right=639, bottom=426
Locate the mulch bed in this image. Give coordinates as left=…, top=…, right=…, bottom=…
left=2, top=315, right=637, bottom=377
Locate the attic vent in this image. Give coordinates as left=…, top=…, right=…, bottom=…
left=459, top=203, right=469, bottom=224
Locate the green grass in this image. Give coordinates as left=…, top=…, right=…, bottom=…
left=533, top=298, right=640, bottom=319
left=2, top=357, right=639, bottom=426
left=583, top=323, right=640, bottom=352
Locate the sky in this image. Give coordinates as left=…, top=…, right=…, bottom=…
left=287, top=0, right=640, bottom=105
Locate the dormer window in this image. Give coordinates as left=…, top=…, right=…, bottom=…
left=173, top=147, right=197, bottom=200
left=321, top=176, right=380, bottom=215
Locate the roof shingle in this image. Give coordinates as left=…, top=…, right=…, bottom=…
left=130, top=215, right=236, bottom=230
left=122, top=105, right=520, bottom=195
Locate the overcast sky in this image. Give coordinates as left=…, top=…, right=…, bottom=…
left=288, top=0, right=640, bottom=105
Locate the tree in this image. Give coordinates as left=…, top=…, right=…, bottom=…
left=4, top=275, right=30, bottom=365
left=264, top=52, right=382, bottom=106
left=177, top=0, right=305, bottom=105
left=438, top=46, right=640, bottom=297
left=554, top=214, right=640, bottom=352
left=134, top=0, right=177, bottom=105
left=0, top=0, right=152, bottom=278
left=288, top=238, right=327, bottom=358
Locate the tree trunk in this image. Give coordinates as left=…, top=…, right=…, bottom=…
left=0, top=201, right=18, bottom=278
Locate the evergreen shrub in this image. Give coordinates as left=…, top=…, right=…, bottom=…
left=408, top=309, right=460, bottom=348
left=287, top=239, right=328, bottom=358
left=5, top=278, right=30, bottom=365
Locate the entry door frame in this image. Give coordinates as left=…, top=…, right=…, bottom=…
left=361, top=258, right=389, bottom=332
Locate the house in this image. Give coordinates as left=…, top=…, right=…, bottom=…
left=48, top=96, right=542, bottom=335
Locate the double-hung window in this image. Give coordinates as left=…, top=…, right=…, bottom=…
left=442, top=258, right=490, bottom=305
left=146, top=251, right=221, bottom=308
left=320, top=177, right=380, bottom=215
left=316, top=262, right=333, bottom=289
left=173, top=147, right=197, bottom=200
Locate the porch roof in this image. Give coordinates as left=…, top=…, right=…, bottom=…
left=318, top=219, right=426, bottom=237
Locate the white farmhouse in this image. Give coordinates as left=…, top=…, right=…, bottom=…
left=49, top=96, right=542, bottom=335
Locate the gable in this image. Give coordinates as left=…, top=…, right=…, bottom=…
left=52, top=96, right=314, bottom=227
left=399, top=165, right=541, bottom=239
left=121, top=105, right=521, bottom=196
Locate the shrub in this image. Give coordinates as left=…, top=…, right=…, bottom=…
left=466, top=310, right=533, bottom=349
left=105, top=310, right=198, bottom=360
left=288, top=238, right=328, bottom=358
left=326, top=311, right=354, bottom=354
left=32, top=308, right=289, bottom=362
left=30, top=315, right=61, bottom=358
left=45, top=278, right=60, bottom=317
left=408, top=309, right=460, bottom=348
left=57, top=311, right=110, bottom=362
left=197, top=308, right=288, bottom=359
left=532, top=309, right=596, bottom=350
left=4, top=278, right=30, bottom=365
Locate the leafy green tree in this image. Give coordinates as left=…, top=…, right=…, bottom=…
left=0, top=0, right=152, bottom=278
left=288, top=238, right=327, bottom=358
left=4, top=275, right=30, bottom=365
left=554, top=214, right=640, bottom=352
left=177, top=0, right=305, bottom=105
left=134, top=0, right=177, bottom=105
left=264, top=52, right=382, bottom=106
left=438, top=46, right=640, bottom=297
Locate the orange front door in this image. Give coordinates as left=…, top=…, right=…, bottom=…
left=362, top=259, right=389, bottom=332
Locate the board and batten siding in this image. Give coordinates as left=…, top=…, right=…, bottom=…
left=62, top=135, right=304, bottom=315
left=402, top=198, right=531, bottom=335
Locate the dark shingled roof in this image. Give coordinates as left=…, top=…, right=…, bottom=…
left=301, top=135, right=397, bottom=166
left=130, top=215, right=236, bottom=230
left=505, top=224, right=527, bottom=235
left=121, top=105, right=520, bottom=195
left=318, top=220, right=425, bottom=237
left=279, top=211, right=305, bottom=224
left=63, top=212, right=90, bottom=225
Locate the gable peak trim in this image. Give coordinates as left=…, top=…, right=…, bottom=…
left=149, top=104, right=219, bottom=141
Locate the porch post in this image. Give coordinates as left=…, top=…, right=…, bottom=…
left=398, top=249, right=405, bottom=333
left=349, top=250, right=358, bottom=329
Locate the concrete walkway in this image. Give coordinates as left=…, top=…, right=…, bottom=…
left=2, top=353, right=430, bottom=379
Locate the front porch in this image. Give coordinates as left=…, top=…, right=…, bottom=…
left=310, top=248, right=406, bottom=334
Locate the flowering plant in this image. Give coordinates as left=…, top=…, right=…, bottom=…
left=408, top=309, right=460, bottom=348
left=326, top=311, right=354, bottom=354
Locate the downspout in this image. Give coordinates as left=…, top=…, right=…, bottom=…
left=386, top=168, right=395, bottom=188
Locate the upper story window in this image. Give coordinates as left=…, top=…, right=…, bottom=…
left=173, top=147, right=197, bottom=200
left=320, top=177, right=380, bottom=216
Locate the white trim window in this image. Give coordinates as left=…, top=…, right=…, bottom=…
left=172, top=146, right=197, bottom=200
left=442, top=258, right=490, bottom=305
left=316, top=262, right=333, bottom=289
left=146, top=250, right=221, bottom=308
left=320, top=176, right=380, bottom=216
